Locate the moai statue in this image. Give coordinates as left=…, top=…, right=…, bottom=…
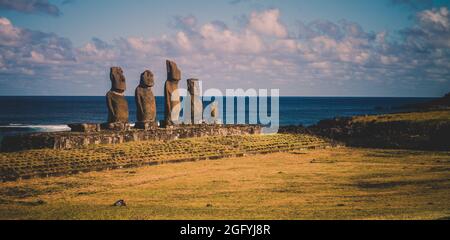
left=103, top=67, right=129, bottom=131
left=134, top=70, right=157, bottom=129
left=187, top=78, right=203, bottom=124
left=210, top=101, right=220, bottom=124
left=164, top=60, right=181, bottom=127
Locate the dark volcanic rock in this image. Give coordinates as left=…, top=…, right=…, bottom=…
left=278, top=125, right=310, bottom=134
left=164, top=60, right=181, bottom=126
left=1, top=124, right=263, bottom=152
left=134, top=121, right=157, bottom=130
left=100, top=122, right=131, bottom=131
left=308, top=117, right=450, bottom=150
left=400, top=92, right=450, bottom=110
left=135, top=70, right=156, bottom=125
left=113, top=199, right=126, bottom=207
left=68, top=123, right=101, bottom=132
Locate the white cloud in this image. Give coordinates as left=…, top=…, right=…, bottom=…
left=199, top=23, right=264, bottom=53
left=176, top=31, right=192, bottom=51
left=248, top=9, right=288, bottom=38
left=419, top=7, right=449, bottom=28
left=29, top=51, right=45, bottom=63
left=0, top=16, right=21, bottom=46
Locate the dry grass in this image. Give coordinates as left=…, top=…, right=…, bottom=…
left=0, top=134, right=330, bottom=181
left=0, top=146, right=449, bottom=220
left=352, top=109, right=450, bottom=123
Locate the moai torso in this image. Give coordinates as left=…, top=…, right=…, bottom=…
left=164, top=60, right=181, bottom=126
left=211, top=101, right=218, bottom=118
left=106, top=67, right=129, bottom=123
left=210, top=101, right=220, bottom=124
left=187, top=78, right=203, bottom=124
left=135, top=70, right=156, bottom=124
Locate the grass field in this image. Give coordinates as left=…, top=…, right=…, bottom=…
left=352, top=109, right=450, bottom=123
left=0, top=134, right=331, bottom=181
left=0, top=146, right=449, bottom=220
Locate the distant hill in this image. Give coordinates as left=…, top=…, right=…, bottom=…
left=308, top=109, right=450, bottom=150
left=402, top=92, right=450, bottom=110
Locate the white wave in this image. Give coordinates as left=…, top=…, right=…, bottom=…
left=2, top=123, right=138, bottom=132
left=0, top=124, right=70, bottom=132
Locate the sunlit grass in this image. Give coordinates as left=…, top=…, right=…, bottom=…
left=352, top=109, right=450, bottom=123
left=0, top=147, right=448, bottom=220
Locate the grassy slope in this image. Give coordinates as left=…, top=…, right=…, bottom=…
left=352, top=110, right=450, bottom=123
left=311, top=109, right=450, bottom=150
left=0, top=147, right=449, bottom=220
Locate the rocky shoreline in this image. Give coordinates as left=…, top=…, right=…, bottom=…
left=309, top=115, right=449, bottom=151
left=278, top=109, right=450, bottom=151
left=281, top=94, right=450, bottom=151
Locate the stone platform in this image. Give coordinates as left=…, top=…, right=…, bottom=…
left=0, top=124, right=262, bottom=152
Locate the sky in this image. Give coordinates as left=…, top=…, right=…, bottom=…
left=0, top=0, right=449, bottom=97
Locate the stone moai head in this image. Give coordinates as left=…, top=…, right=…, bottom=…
left=110, top=67, right=126, bottom=92
left=166, top=60, right=181, bottom=82
left=140, top=70, right=154, bottom=87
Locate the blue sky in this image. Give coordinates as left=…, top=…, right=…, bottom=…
left=0, top=0, right=449, bottom=96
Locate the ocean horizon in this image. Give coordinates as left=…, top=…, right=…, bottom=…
left=0, top=96, right=435, bottom=139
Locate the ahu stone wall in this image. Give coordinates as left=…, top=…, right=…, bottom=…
left=1, top=124, right=262, bottom=152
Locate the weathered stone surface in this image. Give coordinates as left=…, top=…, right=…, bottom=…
left=100, top=122, right=131, bottom=131
left=1, top=125, right=262, bottom=152
left=134, top=121, right=158, bottom=130
left=110, top=67, right=126, bottom=91
left=106, top=91, right=129, bottom=123
left=187, top=78, right=203, bottom=124
left=164, top=60, right=181, bottom=126
left=135, top=70, right=156, bottom=124
left=166, top=59, right=181, bottom=81
left=68, top=123, right=101, bottom=132
left=210, top=101, right=219, bottom=123
left=106, top=67, right=129, bottom=124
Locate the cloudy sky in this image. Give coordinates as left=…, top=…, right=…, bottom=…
left=0, top=0, right=449, bottom=96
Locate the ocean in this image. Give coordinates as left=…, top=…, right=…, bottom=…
left=0, top=96, right=434, bottom=139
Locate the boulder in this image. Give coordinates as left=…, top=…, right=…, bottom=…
left=113, top=199, right=126, bottom=207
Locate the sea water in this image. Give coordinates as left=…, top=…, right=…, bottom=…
left=0, top=96, right=434, bottom=139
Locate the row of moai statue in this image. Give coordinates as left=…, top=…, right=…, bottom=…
left=103, top=60, right=216, bottom=130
